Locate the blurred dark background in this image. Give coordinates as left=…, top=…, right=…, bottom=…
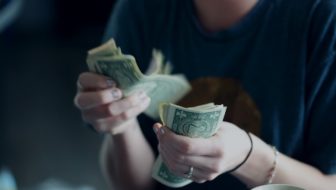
left=0, top=0, right=116, bottom=189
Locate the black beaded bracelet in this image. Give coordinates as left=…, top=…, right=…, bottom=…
left=227, top=130, right=253, bottom=173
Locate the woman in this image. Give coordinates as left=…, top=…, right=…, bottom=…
left=74, top=0, right=336, bottom=189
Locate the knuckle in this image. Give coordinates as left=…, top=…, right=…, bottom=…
left=120, top=112, right=130, bottom=120
left=125, top=96, right=137, bottom=107
left=96, top=91, right=109, bottom=104
left=107, top=103, right=119, bottom=117
left=174, top=154, right=185, bottom=163
left=97, top=79, right=107, bottom=88
left=94, top=105, right=114, bottom=119
left=179, top=141, right=193, bottom=154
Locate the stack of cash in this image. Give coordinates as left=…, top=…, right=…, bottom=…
left=152, top=103, right=227, bottom=188
left=86, top=39, right=191, bottom=119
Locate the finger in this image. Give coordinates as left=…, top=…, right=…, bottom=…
left=77, top=72, right=115, bottom=91
left=158, top=142, right=184, bottom=174
left=169, top=164, right=218, bottom=183
left=159, top=132, right=188, bottom=165
left=118, top=95, right=151, bottom=120
left=82, top=104, right=119, bottom=124
left=183, top=155, right=223, bottom=174
left=82, top=95, right=150, bottom=123
left=190, top=168, right=217, bottom=183
left=74, top=87, right=122, bottom=110
left=158, top=136, right=189, bottom=178
left=158, top=136, right=218, bottom=182
left=159, top=150, right=202, bottom=179
left=156, top=126, right=218, bottom=156
left=108, top=91, right=147, bottom=115
left=159, top=156, right=210, bottom=183
left=154, top=124, right=186, bottom=163
left=159, top=144, right=177, bottom=172
left=160, top=140, right=221, bottom=173
left=153, top=123, right=163, bottom=135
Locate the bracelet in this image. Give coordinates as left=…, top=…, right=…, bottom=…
left=227, top=130, right=253, bottom=173
left=267, top=146, right=279, bottom=184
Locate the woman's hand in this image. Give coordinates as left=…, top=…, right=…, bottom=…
left=74, top=72, right=151, bottom=135
left=153, top=121, right=251, bottom=183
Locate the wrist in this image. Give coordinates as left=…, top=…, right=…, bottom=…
left=226, top=130, right=253, bottom=173
left=231, top=134, right=274, bottom=187
left=110, top=119, right=141, bottom=140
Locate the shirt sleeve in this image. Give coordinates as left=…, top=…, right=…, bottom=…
left=304, top=0, right=336, bottom=174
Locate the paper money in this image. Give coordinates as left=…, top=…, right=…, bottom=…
left=86, top=39, right=191, bottom=119
left=152, top=103, right=227, bottom=188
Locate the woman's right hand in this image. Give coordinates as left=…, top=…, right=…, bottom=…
left=74, top=72, right=151, bottom=135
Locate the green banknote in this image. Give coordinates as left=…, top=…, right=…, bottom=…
left=86, top=39, right=191, bottom=119
left=152, top=103, right=227, bottom=188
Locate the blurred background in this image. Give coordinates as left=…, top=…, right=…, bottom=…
left=0, top=0, right=116, bottom=189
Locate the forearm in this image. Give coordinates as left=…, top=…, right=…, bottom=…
left=100, top=119, right=155, bottom=190
left=232, top=134, right=336, bottom=190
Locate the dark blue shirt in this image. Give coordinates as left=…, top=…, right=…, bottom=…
left=103, top=0, right=336, bottom=189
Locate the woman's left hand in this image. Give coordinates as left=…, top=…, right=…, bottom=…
left=153, top=121, right=251, bottom=183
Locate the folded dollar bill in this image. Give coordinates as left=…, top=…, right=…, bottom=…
left=86, top=39, right=191, bottom=119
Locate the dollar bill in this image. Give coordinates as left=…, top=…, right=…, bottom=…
left=152, top=103, right=227, bottom=188
left=86, top=39, right=191, bottom=119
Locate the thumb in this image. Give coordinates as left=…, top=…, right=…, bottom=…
left=153, top=123, right=165, bottom=139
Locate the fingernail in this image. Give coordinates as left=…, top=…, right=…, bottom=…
left=160, top=128, right=165, bottom=135
left=111, top=88, right=121, bottom=99
left=106, top=79, right=115, bottom=87
left=153, top=127, right=159, bottom=134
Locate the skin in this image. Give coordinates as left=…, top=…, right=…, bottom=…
left=154, top=124, right=336, bottom=189
left=74, top=0, right=336, bottom=189
left=74, top=72, right=153, bottom=190
left=193, top=0, right=259, bottom=32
